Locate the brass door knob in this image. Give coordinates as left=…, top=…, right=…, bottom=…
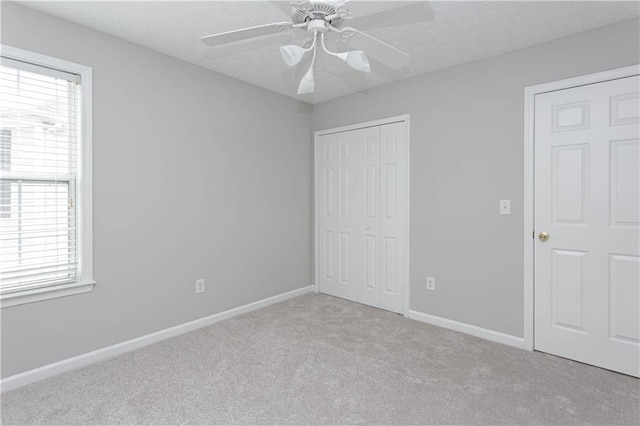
left=539, top=232, right=549, bottom=241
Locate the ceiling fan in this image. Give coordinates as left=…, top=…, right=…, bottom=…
left=201, top=0, right=413, bottom=95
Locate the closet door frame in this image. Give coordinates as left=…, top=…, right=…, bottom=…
left=314, top=114, right=411, bottom=317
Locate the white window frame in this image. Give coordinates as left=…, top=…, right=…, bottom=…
left=0, top=45, right=94, bottom=308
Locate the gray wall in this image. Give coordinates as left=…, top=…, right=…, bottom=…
left=1, top=3, right=312, bottom=378
left=313, top=18, right=640, bottom=338
left=2, top=2, right=638, bottom=379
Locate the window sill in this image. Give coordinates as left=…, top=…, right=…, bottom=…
left=0, top=280, right=96, bottom=308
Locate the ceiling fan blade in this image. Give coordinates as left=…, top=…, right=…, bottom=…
left=268, top=1, right=315, bottom=20
left=201, top=22, right=293, bottom=47
left=339, top=27, right=410, bottom=69
left=268, top=1, right=298, bottom=16
left=349, top=2, right=434, bottom=31
left=341, top=0, right=424, bottom=18
left=290, top=0, right=314, bottom=13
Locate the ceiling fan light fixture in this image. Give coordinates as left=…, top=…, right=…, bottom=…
left=346, top=50, right=371, bottom=73
left=280, top=45, right=305, bottom=67
left=297, top=67, right=315, bottom=95
left=320, top=32, right=370, bottom=74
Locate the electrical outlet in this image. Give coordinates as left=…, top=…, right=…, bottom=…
left=500, top=199, right=511, bottom=215
left=195, top=279, right=205, bottom=294
left=426, top=276, right=435, bottom=291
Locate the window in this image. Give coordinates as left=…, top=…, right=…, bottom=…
left=1, top=129, right=11, bottom=218
left=0, top=46, right=93, bottom=307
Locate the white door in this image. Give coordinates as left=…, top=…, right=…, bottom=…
left=316, top=121, right=407, bottom=314
left=316, top=128, right=363, bottom=302
left=534, top=75, right=640, bottom=377
left=378, top=122, right=407, bottom=313
left=358, top=126, right=381, bottom=308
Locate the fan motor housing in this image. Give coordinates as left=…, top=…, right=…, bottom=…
left=307, top=19, right=328, bottom=34
left=292, top=0, right=344, bottom=28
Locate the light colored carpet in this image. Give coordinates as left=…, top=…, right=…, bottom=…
left=1, top=293, right=638, bottom=425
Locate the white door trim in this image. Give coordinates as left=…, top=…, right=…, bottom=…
left=523, top=65, right=640, bottom=351
left=314, top=114, right=411, bottom=317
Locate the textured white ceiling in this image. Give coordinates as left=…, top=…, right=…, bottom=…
left=18, top=1, right=640, bottom=104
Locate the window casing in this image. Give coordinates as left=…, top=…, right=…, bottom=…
left=0, top=46, right=93, bottom=308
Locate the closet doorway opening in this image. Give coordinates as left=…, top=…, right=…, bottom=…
left=314, top=115, right=410, bottom=316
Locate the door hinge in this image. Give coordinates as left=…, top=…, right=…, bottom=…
left=532, top=230, right=535, bottom=239
left=69, top=198, right=75, bottom=209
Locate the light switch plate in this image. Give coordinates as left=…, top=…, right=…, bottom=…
left=500, top=200, right=511, bottom=215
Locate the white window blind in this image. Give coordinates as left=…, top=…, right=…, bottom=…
left=0, top=57, right=81, bottom=294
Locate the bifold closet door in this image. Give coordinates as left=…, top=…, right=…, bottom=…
left=316, top=127, right=369, bottom=302
left=316, top=122, right=406, bottom=314
left=377, top=122, right=407, bottom=314
left=357, top=122, right=406, bottom=313
left=358, top=126, right=381, bottom=308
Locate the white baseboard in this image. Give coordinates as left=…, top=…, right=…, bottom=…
left=408, top=309, right=526, bottom=349
left=1, top=285, right=314, bottom=393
